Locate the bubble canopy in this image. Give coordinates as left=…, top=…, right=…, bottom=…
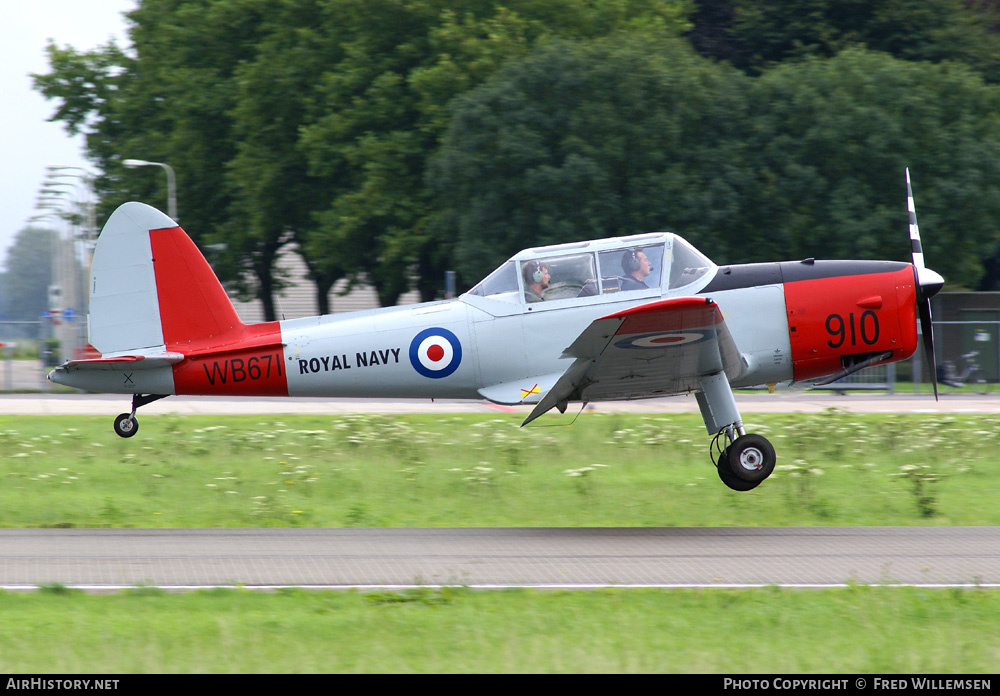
left=466, top=232, right=716, bottom=304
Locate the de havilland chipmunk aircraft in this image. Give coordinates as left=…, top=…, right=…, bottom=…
left=49, top=171, right=943, bottom=491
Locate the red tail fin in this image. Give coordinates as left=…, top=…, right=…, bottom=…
left=149, top=226, right=244, bottom=350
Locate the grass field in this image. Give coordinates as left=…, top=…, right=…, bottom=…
left=2, top=410, right=1000, bottom=527
left=0, top=585, right=998, bottom=673
left=2, top=410, right=999, bottom=673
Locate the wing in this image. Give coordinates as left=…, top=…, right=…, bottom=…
left=522, top=297, right=740, bottom=425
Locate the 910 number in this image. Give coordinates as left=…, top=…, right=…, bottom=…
left=825, top=311, right=879, bottom=348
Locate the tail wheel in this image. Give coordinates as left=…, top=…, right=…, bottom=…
left=728, top=434, right=775, bottom=483
left=113, top=413, right=139, bottom=438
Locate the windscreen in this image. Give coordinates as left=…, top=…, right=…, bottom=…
left=467, top=261, right=519, bottom=299
left=668, top=236, right=714, bottom=289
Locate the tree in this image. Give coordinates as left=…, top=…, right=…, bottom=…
left=295, top=0, right=694, bottom=304
left=0, top=228, right=56, bottom=336
left=433, top=40, right=1000, bottom=288
left=685, top=0, right=745, bottom=65
left=221, top=0, right=345, bottom=315
left=739, top=48, right=1000, bottom=286
left=431, top=35, right=750, bottom=283
left=690, top=0, right=1000, bottom=80
left=34, top=0, right=278, bottom=312
left=35, top=0, right=694, bottom=312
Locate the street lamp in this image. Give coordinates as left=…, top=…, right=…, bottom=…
left=38, top=183, right=78, bottom=220
left=122, top=158, right=177, bottom=221
left=42, top=168, right=97, bottom=243
left=30, top=192, right=77, bottom=365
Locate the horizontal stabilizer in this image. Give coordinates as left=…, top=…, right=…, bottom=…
left=57, top=352, right=185, bottom=372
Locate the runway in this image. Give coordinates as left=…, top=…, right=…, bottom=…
left=1, top=527, right=998, bottom=591
left=2, top=390, right=1000, bottom=417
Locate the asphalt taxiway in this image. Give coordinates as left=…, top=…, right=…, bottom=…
left=2, top=390, right=1000, bottom=417
left=2, top=527, right=997, bottom=591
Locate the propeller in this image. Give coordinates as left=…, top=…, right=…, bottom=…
left=906, top=168, right=944, bottom=400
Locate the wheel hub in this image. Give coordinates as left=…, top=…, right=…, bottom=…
left=737, top=447, right=763, bottom=471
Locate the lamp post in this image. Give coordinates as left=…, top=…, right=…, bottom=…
left=45, top=167, right=96, bottom=242
left=27, top=210, right=62, bottom=385
left=34, top=166, right=99, bottom=363
left=122, top=158, right=177, bottom=220
left=29, top=197, right=76, bottom=366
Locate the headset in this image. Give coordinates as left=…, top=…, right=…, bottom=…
left=622, top=249, right=641, bottom=274
left=523, top=261, right=546, bottom=285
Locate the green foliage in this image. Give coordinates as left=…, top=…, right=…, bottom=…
left=718, top=0, right=1000, bottom=79
left=36, top=582, right=77, bottom=596
left=30, top=0, right=1000, bottom=303
left=2, top=412, right=1000, bottom=528
left=34, top=0, right=277, bottom=308
left=435, top=40, right=1000, bottom=285
left=0, top=587, right=998, bottom=672
left=32, top=0, right=693, bottom=313
left=433, top=34, right=749, bottom=282
left=297, top=0, right=693, bottom=304
left=740, top=48, right=1000, bottom=283
left=0, top=228, right=55, bottom=330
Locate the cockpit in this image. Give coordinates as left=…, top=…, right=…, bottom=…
left=465, top=232, right=716, bottom=308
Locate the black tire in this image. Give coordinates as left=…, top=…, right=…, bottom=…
left=728, top=434, right=776, bottom=483
left=717, top=447, right=762, bottom=491
left=113, top=413, right=138, bottom=438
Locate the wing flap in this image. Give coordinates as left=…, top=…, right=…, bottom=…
left=523, top=297, right=740, bottom=425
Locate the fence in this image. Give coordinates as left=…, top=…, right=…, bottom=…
left=1, top=321, right=45, bottom=392
left=830, top=320, right=999, bottom=392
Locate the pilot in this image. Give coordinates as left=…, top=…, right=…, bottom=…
left=619, top=248, right=652, bottom=291
left=522, top=261, right=550, bottom=303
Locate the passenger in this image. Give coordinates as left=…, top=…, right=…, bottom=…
left=619, top=248, right=652, bottom=291
left=522, top=261, right=550, bottom=303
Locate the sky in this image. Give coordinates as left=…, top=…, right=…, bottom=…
left=0, top=1, right=135, bottom=269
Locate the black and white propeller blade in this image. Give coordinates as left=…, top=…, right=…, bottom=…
left=906, top=168, right=944, bottom=400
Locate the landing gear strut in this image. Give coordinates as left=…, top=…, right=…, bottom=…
left=113, top=394, right=168, bottom=438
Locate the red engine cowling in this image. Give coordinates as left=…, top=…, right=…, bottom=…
left=783, top=264, right=918, bottom=382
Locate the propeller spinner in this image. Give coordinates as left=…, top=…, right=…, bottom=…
left=906, top=168, right=944, bottom=399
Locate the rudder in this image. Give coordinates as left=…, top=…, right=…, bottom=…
left=89, top=202, right=243, bottom=355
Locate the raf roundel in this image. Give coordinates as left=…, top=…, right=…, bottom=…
left=409, top=327, right=462, bottom=379
left=614, top=329, right=715, bottom=350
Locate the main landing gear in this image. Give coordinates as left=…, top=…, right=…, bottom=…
left=113, top=394, right=168, bottom=438
left=712, top=430, right=776, bottom=491
left=697, top=371, right=776, bottom=492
